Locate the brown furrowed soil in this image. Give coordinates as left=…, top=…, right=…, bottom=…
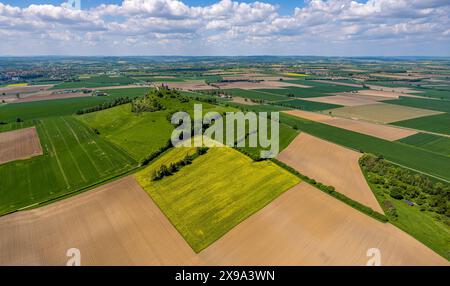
left=0, top=127, right=43, bottom=164
left=200, top=183, right=448, bottom=265
left=0, top=177, right=447, bottom=265
left=277, top=133, right=383, bottom=212
left=0, top=176, right=200, bottom=266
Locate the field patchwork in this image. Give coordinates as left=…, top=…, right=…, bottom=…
left=284, top=110, right=417, bottom=141
left=135, top=146, right=300, bottom=252
left=0, top=116, right=137, bottom=216
left=277, top=133, right=383, bottom=212
left=200, top=183, right=448, bottom=265
left=326, top=103, right=443, bottom=123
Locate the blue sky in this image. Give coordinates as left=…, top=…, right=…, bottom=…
left=0, top=0, right=448, bottom=56
left=4, top=0, right=305, bottom=14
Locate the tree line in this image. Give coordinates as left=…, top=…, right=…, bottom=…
left=76, top=97, right=132, bottom=115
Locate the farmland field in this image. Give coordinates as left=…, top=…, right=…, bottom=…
left=224, top=89, right=286, bottom=101
left=0, top=116, right=137, bottom=216
left=200, top=183, right=447, bottom=265
left=259, top=81, right=364, bottom=98
left=51, top=75, right=137, bottom=89
left=277, top=133, right=382, bottom=212
left=386, top=97, right=450, bottom=113
left=0, top=87, right=149, bottom=122
left=0, top=127, right=43, bottom=164
left=280, top=113, right=450, bottom=181
left=270, top=98, right=342, bottom=111
left=135, top=147, right=300, bottom=252
left=399, top=133, right=450, bottom=156
left=392, top=113, right=450, bottom=135
left=79, top=98, right=233, bottom=161
left=326, top=103, right=442, bottom=123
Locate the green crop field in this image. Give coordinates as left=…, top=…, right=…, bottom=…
left=270, top=99, right=342, bottom=111
left=52, top=75, right=137, bottom=89
left=413, top=86, right=450, bottom=100
left=399, top=133, right=450, bottom=156
left=0, top=87, right=149, bottom=122
left=258, top=81, right=363, bottom=98
left=0, top=116, right=137, bottom=216
left=392, top=113, right=450, bottom=136
left=386, top=97, right=450, bottom=113
left=135, top=146, right=300, bottom=252
left=223, top=89, right=286, bottom=101
left=280, top=113, right=450, bottom=181
left=79, top=98, right=234, bottom=161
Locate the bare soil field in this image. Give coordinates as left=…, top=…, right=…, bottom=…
left=367, top=85, right=424, bottom=94
left=1, top=176, right=447, bottom=265
left=284, top=110, right=416, bottom=141
left=0, top=85, right=53, bottom=96
left=0, top=127, right=43, bottom=165
left=326, top=103, right=443, bottom=123
left=200, top=183, right=448, bottom=265
left=231, top=97, right=258, bottom=105
left=277, top=133, right=383, bottom=212
left=0, top=176, right=199, bottom=266
left=302, top=94, right=388, bottom=106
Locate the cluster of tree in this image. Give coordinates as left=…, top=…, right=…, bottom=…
left=286, top=93, right=295, bottom=97
left=192, top=96, right=218, bottom=104
left=131, top=87, right=189, bottom=113
left=272, top=158, right=389, bottom=223
left=247, top=98, right=265, bottom=104
left=0, top=121, right=7, bottom=125
left=151, top=147, right=209, bottom=181
left=76, top=97, right=132, bottom=115
left=131, top=95, right=165, bottom=113
left=360, top=154, right=449, bottom=219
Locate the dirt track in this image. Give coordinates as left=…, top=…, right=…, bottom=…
left=0, top=127, right=43, bottom=164
left=0, top=177, right=447, bottom=265
left=284, top=110, right=417, bottom=141
left=277, top=133, right=383, bottom=212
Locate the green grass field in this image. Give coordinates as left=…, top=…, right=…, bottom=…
left=135, top=146, right=300, bottom=252
left=270, top=99, right=342, bottom=111
left=0, top=116, right=137, bottom=216
left=392, top=113, right=450, bottom=136
left=280, top=113, right=450, bottom=181
left=399, top=133, right=450, bottom=156
left=79, top=98, right=233, bottom=161
left=0, top=87, right=149, bottom=122
left=52, top=75, right=137, bottom=89
left=258, top=81, right=363, bottom=98
left=386, top=97, right=450, bottom=113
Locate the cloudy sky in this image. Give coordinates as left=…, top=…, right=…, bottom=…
left=0, top=0, right=449, bottom=56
